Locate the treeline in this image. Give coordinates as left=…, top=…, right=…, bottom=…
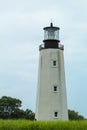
left=68, top=109, right=85, bottom=120
left=0, top=96, right=35, bottom=120
left=0, top=96, right=85, bottom=120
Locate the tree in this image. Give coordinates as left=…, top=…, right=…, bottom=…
left=25, top=109, right=35, bottom=120
left=0, top=96, right=21, bottom=115
left=0, top=96, right=22, bottom=119
left=68, top=109, right=85, bottom=120
left=0, top=96, right=35, bottom=120
left=11, top=109, right=26, bottom=119
left=11, top=109, right=35, bottom=120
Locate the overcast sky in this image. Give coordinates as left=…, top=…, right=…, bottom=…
left=0, top=0, right=87, bottom=117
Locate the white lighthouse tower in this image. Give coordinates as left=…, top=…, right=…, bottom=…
left=35, top=23, right=68, bottom=121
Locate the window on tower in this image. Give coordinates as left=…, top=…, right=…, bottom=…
left=53, top=85, right=59, bottom=92
left=51, top=59, right=58, bottom=67
left=54, top=112, right=58, bottom=118
left=53, top=60, right=56, bottom=66
left=54, top=86, right=57, bottom=91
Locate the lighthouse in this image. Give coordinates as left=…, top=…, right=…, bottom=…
left=35, top=23, right=68, bottom=120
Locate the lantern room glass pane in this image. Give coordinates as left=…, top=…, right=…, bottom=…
left=44, top=28, right=59, bottom=40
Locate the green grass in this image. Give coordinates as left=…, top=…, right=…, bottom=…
left=0, top=120, right=87, bottom=130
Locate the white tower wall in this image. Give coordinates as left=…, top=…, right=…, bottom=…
left=35, top=48, right=68, bottom=120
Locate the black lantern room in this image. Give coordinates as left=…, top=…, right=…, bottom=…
left=39, top=23, right=64, bottom=51
left=43, top=23, right=60, bottom=49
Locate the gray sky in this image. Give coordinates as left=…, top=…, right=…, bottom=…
left=0, top=0, right=87, bottom=117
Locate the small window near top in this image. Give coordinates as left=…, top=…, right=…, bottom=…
left=53, top=60, right=56, bottom=66
left=54, top=112, right=58, bottom=118
left=54, top=86, right=57, bottom=92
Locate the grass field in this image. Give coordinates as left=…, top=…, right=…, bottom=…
left=0, top=120, right=87, bottom=130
